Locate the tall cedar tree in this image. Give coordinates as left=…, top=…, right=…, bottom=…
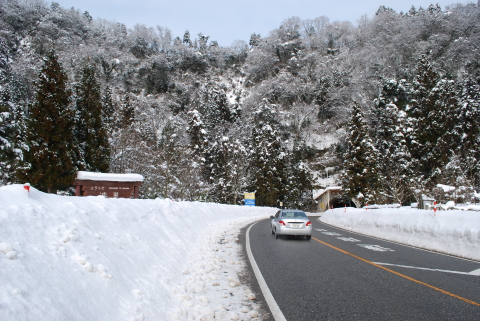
left=341, top=102, right=379, bottom=206
left=281, top=139, right=314, bottom=209
left=410, top=56, right=461, bottom=185
left=372, top=79, right=414, bottom=204
left=458, top=76, right=480, bottom=190
left=409, top=56, right=442, bottom=184
left=250, top=100, right=284, bottom=207
left=0, top=38, right=26, bottom=184
left=75, top=63, right=110, bottom=172
left=17, top=50, right=76, bottom=193
left=102, top=85, right=116, bottom=131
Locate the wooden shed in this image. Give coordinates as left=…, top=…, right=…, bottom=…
left=73, top=171, right=144, bottom=198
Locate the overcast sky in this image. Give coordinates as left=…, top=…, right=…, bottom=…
left=53, top=0, right=468, bottom=46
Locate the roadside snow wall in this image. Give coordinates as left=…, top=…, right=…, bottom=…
left=320, top=207, right=480, bottom=261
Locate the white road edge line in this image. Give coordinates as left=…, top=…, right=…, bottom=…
left=246, top=222, right=287, bottom=321
left=372, top=262, right=480, bottom=276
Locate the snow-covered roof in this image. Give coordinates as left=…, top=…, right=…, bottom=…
left=437, top=184, right=455, bottom=192
left=313, top=186, right=342, bottom=199
left=76, top=171, right=144, bottom=182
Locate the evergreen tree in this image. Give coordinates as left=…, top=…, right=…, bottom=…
left=183, top=30, right=192, bottom=46
left=120, top=93, right=135, bottom=129
left=156, top=121, right=184, bottom=199
left=75, top=62, right=110, bottom=172
left=457, top=76, right=480, bottom=191
left=0, top=40, right=17, bottom=184
left=17, top=49, right=76, bottom=193
left=409, top=56, right=461, bottom=185
left=187, top=109, right=208, bottom=157
left=197, top=80, right=239, bottom=129
left=408, top=55, right=440, bottom=183
left=341, top=102, right=379, bottom=206
left=102, top=85, right=116, bottom=131
left=372, top=83, right=414, bottom=204
left=249, top=100, right=284, bottom=207
left=0, top=102, right=16, bottom=184
left=207, top=136, right=249, bottom=204
left=281, top=138, right=314, bottom=209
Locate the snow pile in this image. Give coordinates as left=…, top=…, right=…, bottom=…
left=0, top=185, right=275, bottom=321
left=321, top=207, right=480, bottom=261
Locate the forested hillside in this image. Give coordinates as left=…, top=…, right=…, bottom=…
left=1, top=0, right=479, bottom=208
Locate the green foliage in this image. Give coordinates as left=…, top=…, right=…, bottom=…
left=75, top=62, right=110, bottom=172
left=341, top=102, right=379, bottom=206
left=17, top=49, right=76, bottom=193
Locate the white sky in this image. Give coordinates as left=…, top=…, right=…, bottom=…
left=52, top=0, right=470, bottom=46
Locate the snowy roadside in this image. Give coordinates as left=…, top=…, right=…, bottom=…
left=0, top=185, right=276, bottom=321
left=320, top=207, right=480, bottom=262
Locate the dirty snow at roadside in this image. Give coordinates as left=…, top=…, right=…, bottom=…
left=0, top=184, right=276, bottom=321
left=320, top=207, right=480, bottom=261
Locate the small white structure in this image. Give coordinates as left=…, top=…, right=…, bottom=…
left=314, top=186, right=343, bottom=212
left=419, top=195, right=435, bottom=210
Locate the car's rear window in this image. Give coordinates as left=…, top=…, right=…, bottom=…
left=282, top=211, right=307, bottom=218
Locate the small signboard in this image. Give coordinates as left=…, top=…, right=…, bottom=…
left=244, top=192, right=256, bottom=206
left=73, top=171, right=144, bottom=198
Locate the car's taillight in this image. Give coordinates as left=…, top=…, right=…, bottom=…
left=279, top=220, right=286, bottom=226
left=306, top=221, right=312, bottom=226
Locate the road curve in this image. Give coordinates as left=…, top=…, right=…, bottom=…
left=245, top=217, right=480, bottom=321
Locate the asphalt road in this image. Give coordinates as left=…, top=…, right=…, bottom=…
left=245, top=217, right=480, bottom=321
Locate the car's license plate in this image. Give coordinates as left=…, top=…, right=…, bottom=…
left=291, top=224, right=302, bottom=228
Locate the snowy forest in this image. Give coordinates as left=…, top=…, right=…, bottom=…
left=0, top=0, right=479, bottom=209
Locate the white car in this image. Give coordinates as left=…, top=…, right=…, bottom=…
left=270, top=209, right=312, bottom=240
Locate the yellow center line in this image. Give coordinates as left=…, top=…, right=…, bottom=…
left=312, top=236, right=480, bottom=307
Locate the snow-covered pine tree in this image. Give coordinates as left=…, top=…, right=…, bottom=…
left=341, top=102, right=380, bottom=206
left=0, top=38, right=25, bottom=185
left=281, top=138, right=314, bottom=209
left=17, top=49, right=76, bottom=193
left=197, top=80, right=238, bottom=129
left=206, top=135, right=250, bottom=204
left=187, top=108, right=208, bottom=157
left=102, top=85, right=116, bottom=131
left=74, top=62, right=110, bottom=173
left=409, top=55, right=441, bottom=184
left=120, top=93, right=135, bottom=129
left=457, top=76, right=480, bottom=191
left=249, top=99, right=284, bottom=207
left=183, top=30, right=192, bottom=46
left=409, top=56, right=462, bottom=186
left=429, top=79, right=462, bottom=183
left=155, top=121, right=183, bottom=199
left=372, top=79, right=414, bottom=204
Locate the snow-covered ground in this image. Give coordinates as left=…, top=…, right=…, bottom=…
left=320, top=206, right=480, bottom=262
left=2, top=185, right=480, bottom=321
left=0, top=184, right=276, bottom=321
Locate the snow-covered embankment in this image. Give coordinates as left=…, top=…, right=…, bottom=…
left=0, top=185, right=276, bottom=321
left=320, top=207, right=480, bottom=261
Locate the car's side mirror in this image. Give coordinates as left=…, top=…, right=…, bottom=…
left=270, top=216, right=275, bottom=219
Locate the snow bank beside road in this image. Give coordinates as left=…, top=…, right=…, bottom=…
left=0, top=184, right=275, bottom=321
left=320, top=207, right=480, bottom=261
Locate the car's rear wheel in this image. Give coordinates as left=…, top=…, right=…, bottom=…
left=306, top=235, right=311, bottom=240
left=274, top=229, right=279, bottom=239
